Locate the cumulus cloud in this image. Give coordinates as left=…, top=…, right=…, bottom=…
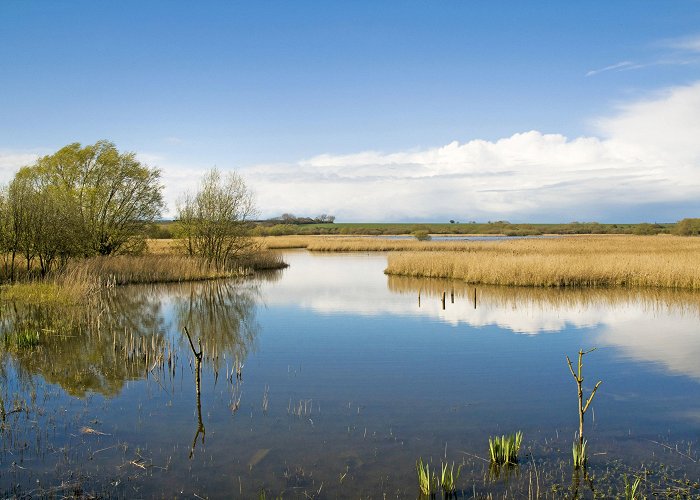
left=3, top=81, right=700, bottom=222
left=234, top=81, right=700, bottom=221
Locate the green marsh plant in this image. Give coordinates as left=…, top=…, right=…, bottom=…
left=488, top=431, right=523, bottom=465
left=440, top=461, right=462, bottom=497
left=623, top=474, right=642, bottom=500
left=572, top=438, right=587, bottom=468
left=416, top=457, right=438, bottom=497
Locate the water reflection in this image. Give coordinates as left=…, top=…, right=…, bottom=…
left=266, top=251, right=700, bottom=380
left=0, top=279, right=263, bottom=398
left=0, top=294, right=166, bottom=397
left=390, top=277, right=700, bottom=380
left=1, top=252, right=699, bottom=497
left=174, top=279, right=260, bottom=369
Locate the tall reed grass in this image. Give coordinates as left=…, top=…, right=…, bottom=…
left=62, top=255, right=240, bottom=287
left=385, top=235, right=700, bottom=289
left=259, top=235, right=512, bottom=252
left=147, top=238, right=287, bottom=270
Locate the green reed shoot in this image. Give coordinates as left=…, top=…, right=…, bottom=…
left=572, top=438, right=587, bottom=468
left=623, top=474, right=642, bottom=500
left=3, top=329, right=41, bottom=349
left=416, top=457, right=438, bottom=496
left=488, top=431, right=523, bottom=465
left=440, top=461, right=462, bottom=496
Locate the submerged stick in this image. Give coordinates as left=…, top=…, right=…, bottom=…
left=185, top=326, right=205, bottom=459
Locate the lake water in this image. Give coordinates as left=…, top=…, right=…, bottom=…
left=1, top=251, right=699, bottom=498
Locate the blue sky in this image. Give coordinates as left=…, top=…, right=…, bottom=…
left=2, top=1, right=700, bottom=221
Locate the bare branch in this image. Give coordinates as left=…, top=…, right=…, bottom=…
left=582, top=380, right=602, bottom=414
left=566, top=355, right=577, bottom=380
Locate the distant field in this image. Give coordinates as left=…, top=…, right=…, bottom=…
left=253, top=221, right=674, bottom=236
left=151, top=220, right=679, bottom=238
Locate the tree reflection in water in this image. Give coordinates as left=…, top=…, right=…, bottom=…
left=0, top=278, right=263, bottom=399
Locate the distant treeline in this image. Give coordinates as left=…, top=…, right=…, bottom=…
left=150, top=219, right=700, bottom=238
left=257, top=213, right=336, bottom=225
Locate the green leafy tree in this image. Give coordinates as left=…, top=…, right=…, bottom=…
left=32, top=141, right=164, bottom=255
left=673, top=218, right=700, bottom=236
left=0, top=141, right=163, bottom=279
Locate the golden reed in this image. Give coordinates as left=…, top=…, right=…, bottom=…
left=384, top=236, right=700, bottom=289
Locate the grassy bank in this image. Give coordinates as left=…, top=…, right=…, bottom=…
left=384, top=235, right=700, bottom=289
left=259, top=235, right=516, bottom=251
left=0, top=242, right=287, bottom=305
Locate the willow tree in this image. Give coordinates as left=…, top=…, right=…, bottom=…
left=0, top=141, right=163, bottom=279
left=176, top=169, right=257, bottom=268
left=31, top=141, right=164, bottom=255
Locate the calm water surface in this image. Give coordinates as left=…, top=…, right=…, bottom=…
left=1, top=251, right=699, bottom=498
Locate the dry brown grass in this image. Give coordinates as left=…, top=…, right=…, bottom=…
left=257, top=235, right=512, bottom=251
left=147, top=238, right=286, bottom=270
left=256, top=235, right=316, bottom=249
left=63, top=255, right=239, bottom=286
left=385, top=235, right=700, bottom=289
left=146, top=238, right=182, bottom=254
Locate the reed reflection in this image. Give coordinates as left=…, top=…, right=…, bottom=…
left=389, top=275, right=700, bottom=315
left=388, top=275, right=700, bottom=380
left=0, top=290, right=168, bottom=397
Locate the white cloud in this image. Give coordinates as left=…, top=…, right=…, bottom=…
left=4, top=81, right=700, bottom=222
left=0, top=150, right=40, bottom=184
left=225, top=81, right=700, bottom=221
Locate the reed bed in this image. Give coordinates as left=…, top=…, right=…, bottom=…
left=260, top=235, right=513, bottom=252
left=385, top=235, right=700, bottom=289
left=257, top=235, right=317, bottom=250
left=63, top=255, right=239, bottom=287
left=147, top=238, right=287, bottom=270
